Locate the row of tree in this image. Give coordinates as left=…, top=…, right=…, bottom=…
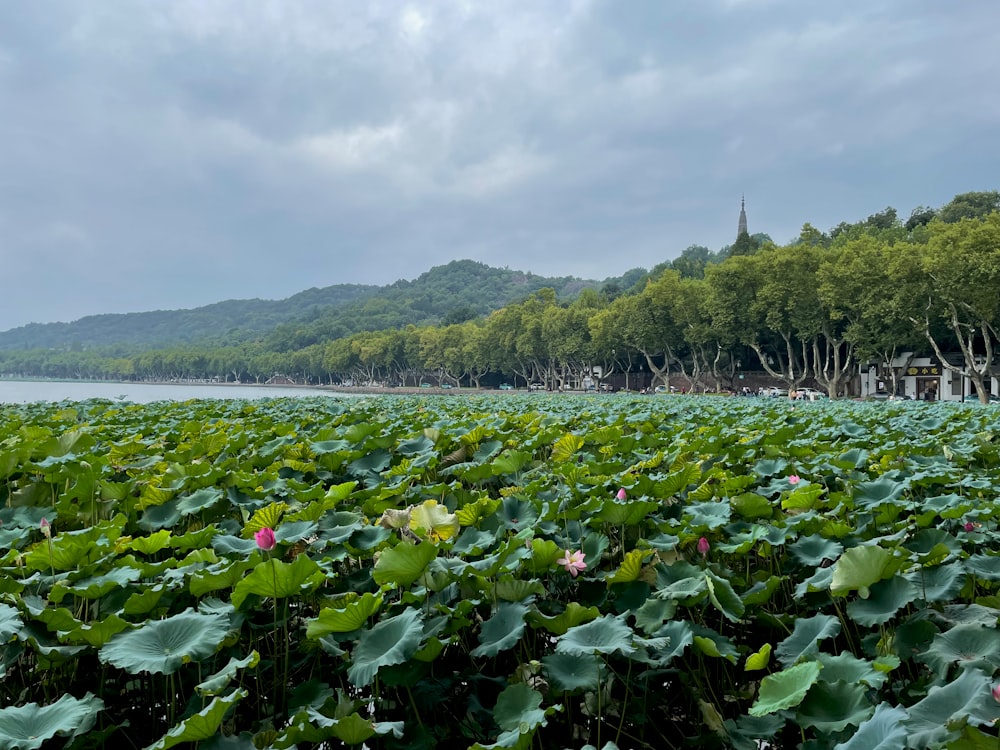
left=3, top=196, right=999, bottom=401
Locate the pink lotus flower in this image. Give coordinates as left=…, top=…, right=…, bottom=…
left=697, top=537, right=710, bottom=557
left=40, top=517, right=51, bottom=539
left=964, top=521, right=975, bottom=532
left=992, top=683, right=1000, bottom=704
left=254, top=527, right=277, bottom=551
left=616, top=487, right=627, bottom=501
left=557, top=549, right=587, bottom=578
left=788, top=475, right=801, bottom=485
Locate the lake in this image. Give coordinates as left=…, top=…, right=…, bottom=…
left=0, top=380, right=354, bottom=405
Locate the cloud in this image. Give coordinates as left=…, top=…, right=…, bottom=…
left=0, top=0, right=998, bottom=330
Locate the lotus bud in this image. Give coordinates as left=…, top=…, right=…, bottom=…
left=697, top=537, right=710, bottom=558
left=254, top=527, right=277, bottom=551
left=616, top=487, right=627, bottom=501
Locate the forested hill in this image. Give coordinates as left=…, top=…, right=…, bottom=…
left=0, top=260, right=636, bottom=351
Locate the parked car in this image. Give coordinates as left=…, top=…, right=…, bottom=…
left=498, top=383, right=514, bottom=390
left=529, top=382, right=545, bottom=391
left=765, top=387, right=788, bottom=398
left=440, top=383, right=454, bottom=389
left=796, top=388, right=828, bottom=400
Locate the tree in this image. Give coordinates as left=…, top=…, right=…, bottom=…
left=916, top=215, right=1000, bottom=403
left=938, top=191, right=1000, bottom=223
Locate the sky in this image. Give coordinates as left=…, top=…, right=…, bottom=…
left=1, top=1, right=998, bottom=330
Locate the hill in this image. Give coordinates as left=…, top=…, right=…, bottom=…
left=0, top=260, right=635, bottom=352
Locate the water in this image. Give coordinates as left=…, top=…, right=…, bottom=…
left=0, top=380, right=354, bottom=405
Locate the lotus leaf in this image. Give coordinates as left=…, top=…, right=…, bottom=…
left=749, top=661, right=822, bottom=716
left=901, top=667, right=997, bottom=748
left=556, top=615, right=635, bottom=656
left=348, top=607, right=423, bottom=686
left=831, top=702, right=907, bottom=750
left=0, top=693, right=104, bottom=750
left=776, top=613, right=841, bottom=667
left=471, top=602, right=529, bottom=658
left=231, top=555, right=325, bottom=608
left=99, top=608, right=229, bottom=674
left=795, top=680, right=874, bottom=733
left=146, top=689, right=248, bottom=750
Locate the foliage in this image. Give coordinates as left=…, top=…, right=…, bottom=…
left=3, top=393, right=1000, bottom=748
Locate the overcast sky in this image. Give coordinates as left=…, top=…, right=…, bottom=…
left=1, top=1, right=998, bottom=330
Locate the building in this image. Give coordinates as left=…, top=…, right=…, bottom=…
left=858, top=353, right=999, bottom=401
left=737, top=195, right=748, bottom=238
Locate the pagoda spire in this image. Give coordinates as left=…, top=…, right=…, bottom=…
left=737, top=194, right=748, bottom=238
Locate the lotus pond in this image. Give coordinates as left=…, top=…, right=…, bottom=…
left=2, top=394, right=1000, bottom=749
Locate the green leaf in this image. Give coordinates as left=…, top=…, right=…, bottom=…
left=307, top=593, right=383, bottom=638
left=231, top=555, right=325, bottom=609
left=243, top=501, right=288, bottom=538
left=551, top=433, right=585, bottom=462
left=0, top=604, right=23, bottom=642
left=745, top=643, right=771, bottom=671
left=846, top=575, right=919, bottom=627
left=776, top=613, right=841, bottom=667
left=606, top=549, right=650, bottom=584
left=831, top=702, right=907, bottom=750
left=410, top=500, right=460, bottom=542
left=99, top=608, right=229, bottom=675
left=796, top=681, right=874, bottom=733
left=816, top=652, right=888, bottom=690
left=556, top=615, right=635, bottom=657
left=195, top=653, right=259, bottom=696
left=527, top=602, right=601, bottom=636
left=542, top=651, right=603, bottom=692
left=831, top=545, right=898, bottom=598
left=493, top=683, right=547, bottom=733
left=919, top=624, right=1000, bottom=676
left=348, top=607, right=423, bottom=686
left=789, top=535, right=844, bottom=567
left=854, top=476, right=906, bottom=510
left=902, top=667, right=997, bottom=748
left=145, top=689, right=248, bottom=750
left=0, top=693, right=104, bottom=750
left=471, top=602, right=529, bottom=658
left=749, top=661, right=822, bottom=716
left=904, top=563, right=966, bottom=602
left=373, top=542, right=438, bottom=587
left=705, top=570, right=745, bottom=623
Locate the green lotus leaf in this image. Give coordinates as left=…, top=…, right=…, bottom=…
left=752, top=458, right=789, bottom=477
left=176, top=487, right=224, bottom=516
left=397, top=434, right=435, bottom=456
left=491, top=449, right=531, bottom=476
left=138, top=499, right=182, bottom=531
left=556, top=615, right=635, bottom=657
left=653, top=619, right=694, bottom=663
left=598, top=499, right=660, bottom=525
left=551, top=433, right=585, bottom=462
left=901, top=667, right=997, bottom=748
left=231, top=555, right=325, bottom=608
left=830, top=545, right=899, bottom=598
left=372, top=541, right=438, bottom=588
left=633, top=598, right=676, bottom=634
left=542, top=651, right=603, bottom=692
left=730, top=492, right=774, bottom=520
left=307, top=593, right=383, bottom=638
left=146, top=688, right=248, bottom=750
left=348, top=607, right=423, bottom=686
left=60, top=613, right=132, bottom=648
left=243, top=501, right=288, bottom=538
left=742, top=575, right=782, bottom=606
left=831, top=702, right=907, bottom=750
left=965, top=554, right=1000, bottom=581
left=919, top=624, right=1000, bottom=676
left=50, top=566, right=142, bottom=602
left=471, top=602, right=529, bottom=658
left=654, top=561, right=708, bottom=601
left=789, top=535, right=844, bottom=566
left=310, top=439, right=351, bottom=455
left=854, top=476, right=907, bottom=510
left=606, top=549, right=651, bottom=584
left=99, top=608, right=229, bottom=674
left=782, top=484, right=824, bottom=511
left=776, top=614, right=841, bottom=667
left=904, top=562, right=966, bottom=602
left=347, top=449, right=392, bottom=477
left=684, top=500, right=731, bottom=530
left=723, top=714, right=786, bottom=750
left=816, top=652, right=888, bottom=689
left=189, top=560, right=254, bottom=598
left=847, top=575, right=919, bottom=627
left=705, top=569, right=745, bottom=623
left=499, top=496, right=538, bottom=531
left=932, top=604, right=1000, bottom=628
left=195, top=652, right=259, bottom=696
left=0, top=604, right=23, bottom=643
left=493, top=683, right=548, bottom=734
left=129, top=529, right=173, bottom=555
left=0, top=692, right=104, bottom=750
left=745, top=643, right=772, bottom=671
left=749, top=661, right=822, bottom=716
left=24, top=522, right=121, bottom=571
left=527, top=602, right=601, bottom=635
left=274, top=521, right=318, bottom=545
left=495, top=578, right=546, bottom=602
left=796, top=681, right=874, bottom=733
